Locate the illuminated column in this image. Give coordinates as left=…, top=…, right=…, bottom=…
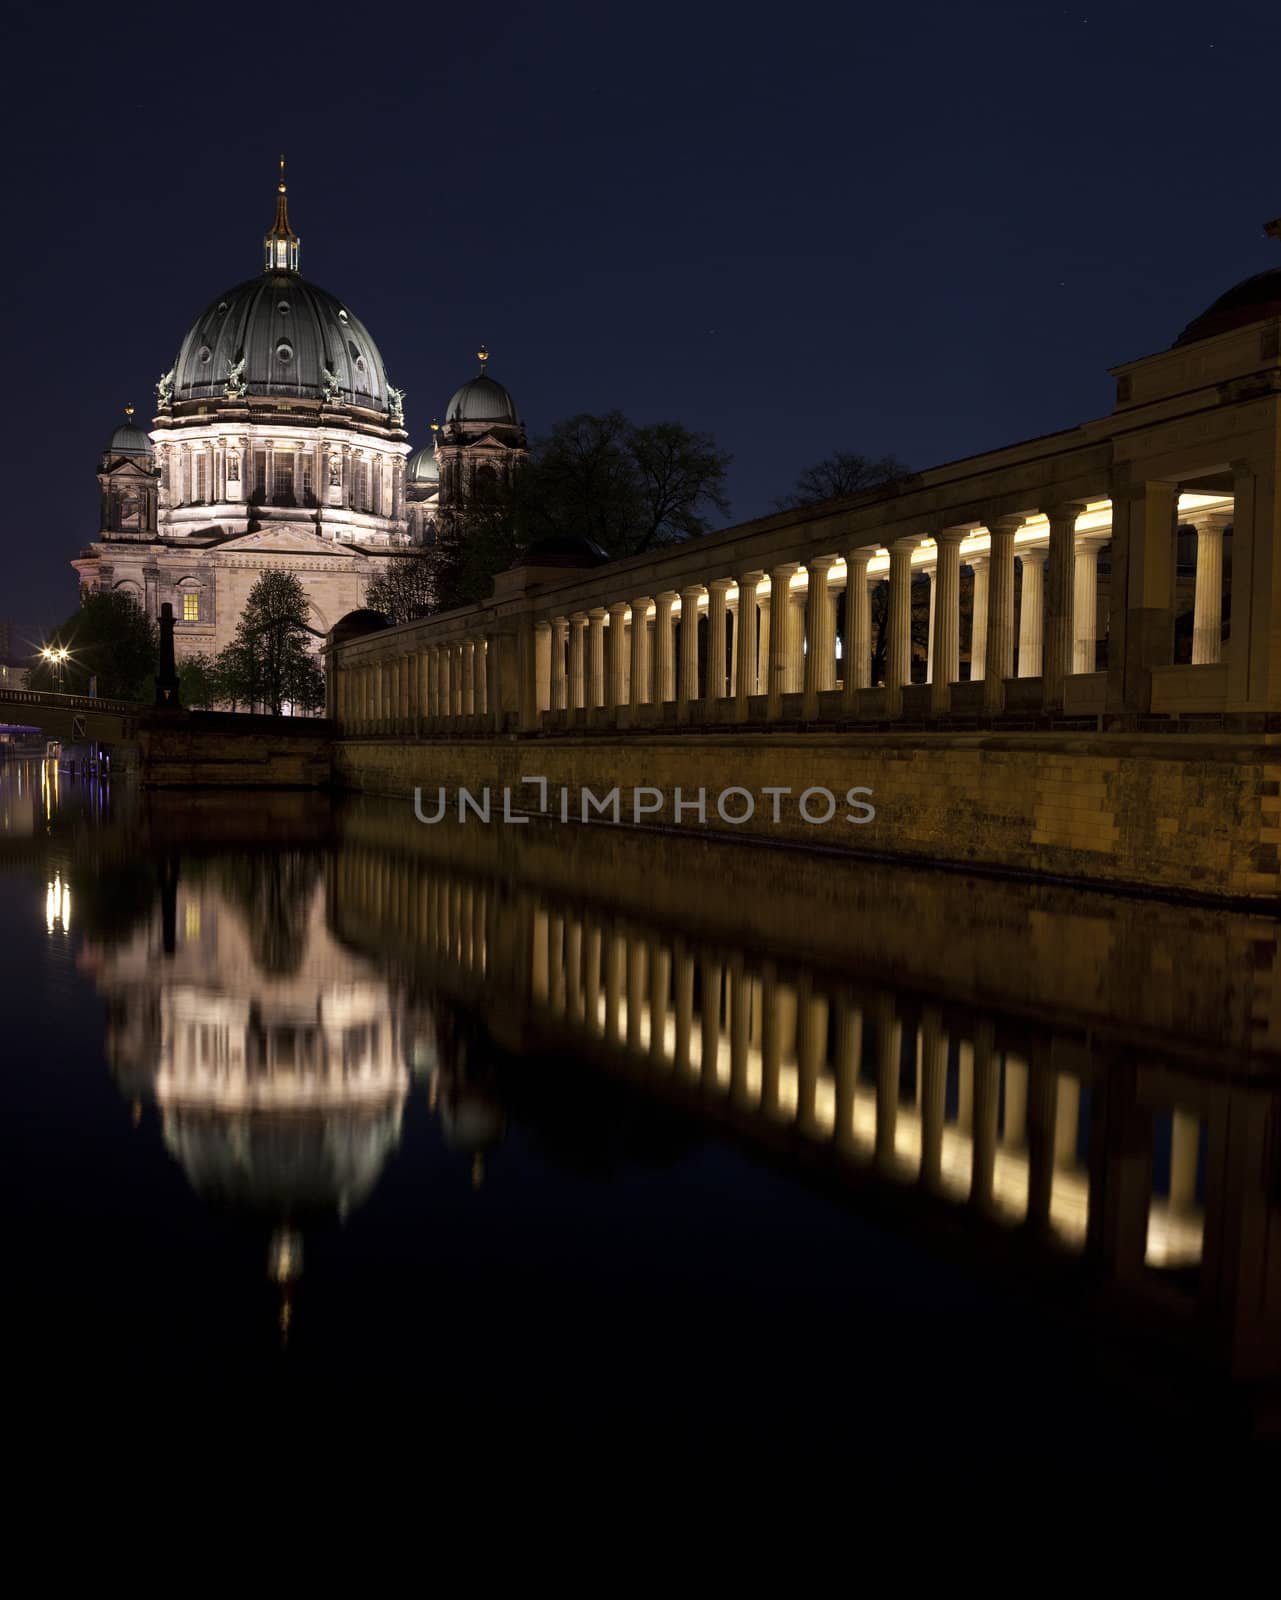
left=629, top=597, right=653, bottom=709
left=534, top=622, right=552, bottom=715
left=802, top=556, right=836, bottom=718
left=919, top=1009, right=947, bottom=1190
left=842, top=549, right=873, bottom=706
left=568, top=614, right=587, bottom=710
left=473, top=638, right=487, bottom=716
left=734, top=573, right=762, bottom=719
left=654, top=592, right=677, bottom=703
left=607, top=602, right=629, bottom=708
left=678, top=586, right=702, bottom=715
left=588, top=609, right=607, bottom=708
left=726, top=592, right=738, bottom=691
left=969, top=1023, right=999, bottom=1214
left=462, top=639, right=476, bottom=715
left=756, top=592, right=771, bottom=695
left=767, top=563, right=799, bottom=718
left=983, top=516, right=1021, bottom=711
left=1170, top=1109, right=1200, bottom=1212
left=786, top=592, right=806, bottom=691
left=924, top=564, right=936, bottom=683
left=1071, top=526, right=1103, bottom=676
left=1017, top=549, right=1046, bottom=677
left=969, top=556, right=988, bottom=680
left=1036, top=499, right=1081, bottom=700
left=885, top=537, right=915, bottom=715
left=875, top=997, right=901, bottom=1172
left=551, top=619, right=568, bottom=711
left=418, top=650, right=430, bottom=725
left=1192, top=514, right=1228, bottom=665
left=705, top=578, right=732, bottom=707
left=425, top=646, right=439, bottom=718
left=930, top=529, right=964, bottom=714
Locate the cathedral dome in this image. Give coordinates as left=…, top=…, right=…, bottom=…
left=406, top=442, right=440, bottom=484
left=446, top=348, right=519, bottom=424
left=168, top=272, right=392, bottom=409
left=102, top=410, right=153, bottom=461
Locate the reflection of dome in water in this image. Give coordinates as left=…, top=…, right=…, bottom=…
left=162, top=1106, right=404, bottom=1221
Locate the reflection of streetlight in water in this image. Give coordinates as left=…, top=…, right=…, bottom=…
left=269, top=1227, right=303, bottom=1346
left=45, top=872, right=71, bottom=935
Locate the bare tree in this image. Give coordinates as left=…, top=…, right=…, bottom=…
left=774, top=451, right=913, bottom=511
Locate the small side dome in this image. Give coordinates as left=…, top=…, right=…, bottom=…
left=446, top=373, right=519, bottom=424
left=508, top=534, right=612, bottom=570
left=405, top=443, right=439, bottom=485
left=102, top=407, right=153, bottom=463
left=1174, top=266, right=1281, bottom=346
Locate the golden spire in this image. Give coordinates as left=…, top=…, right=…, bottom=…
left=124, top=403, right=135, bottom=420
left=264, top=154, right=299, bottom=273
left=477, top=344, right=489, bottom=375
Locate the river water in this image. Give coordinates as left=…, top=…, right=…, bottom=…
left=2, top=757, right=1277, bottom=1454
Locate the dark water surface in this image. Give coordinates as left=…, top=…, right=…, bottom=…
left=3, top=759, right=1277, bottom=1455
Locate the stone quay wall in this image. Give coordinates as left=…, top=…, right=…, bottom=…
left=332, top=729, right=1281, bottom=905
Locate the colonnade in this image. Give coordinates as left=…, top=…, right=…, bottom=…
left=334, top=492, right=1236, bottom=732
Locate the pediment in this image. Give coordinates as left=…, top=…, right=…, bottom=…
left=217, top=524, right=358, bottom=556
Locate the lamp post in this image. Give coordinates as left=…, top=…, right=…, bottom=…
left=40, top=645, right=69, bottom=692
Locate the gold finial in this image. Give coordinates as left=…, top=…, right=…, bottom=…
left=477, top=344, right=489, bottom=373
left=430, top=417, right=439, bottom=433
left=124, top=403, right=134, bottom=419
left=278, top=152, right=286, bottom=194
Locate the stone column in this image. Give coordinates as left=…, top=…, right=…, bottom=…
left=629, top=597, right=653, bottom=709
left=606, top=603, right=629, bottom=708
left=924, top=564, right=936, bottom=683
left=473, top=638, right=487, bottom=716
left=767, top=563, right=799, bottom=718
left=1017, top=549, right=1046, bottom=678
left=735, top=574, right=762, bottom=719
left=968, top=557, right=989, bottom=680
left=1073, top=534, right=1107, bottom=675
left=755, top=593, right=771, bottom=695
left=678, top=586, right=702, bottom=716
left=787, top=592, right=806, bottom=691
left=588, top=609, right=607, bottom=708
left=885, top=538, right=916, bottom=716
left=1106, top=478, right=1179, bottom=715
left=930, top=529, right=964, bottom=714
left=1192, top=513, right=1228, bottom=665
left=842, top=549, right=873, bottom=707
left=654, top=592, right=677, bottom=703
left=462, top=639, right=476, bottom=715
left=1034, top=501, right=1082, bottom=707
left=802, top=556, right=836, bottom=718
left=705, top=578, right=732, bottom=708
left=569, top=614, right=587, bottom=710
left=983, top=516, right=1021, bottom=711
left=551, top=618, right=569, bottom=711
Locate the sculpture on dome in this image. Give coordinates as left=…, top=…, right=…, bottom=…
left=155, top=368, right=175, bottom=407
left=322, top=366, right=341, bottom=404
left=225, top=356, right=248, bottom=399
left=387, top=384, right=406, bottom=425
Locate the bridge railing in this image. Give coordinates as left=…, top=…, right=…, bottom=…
left=0, top=687, right=143, bottom=715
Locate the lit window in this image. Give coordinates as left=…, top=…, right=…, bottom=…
left=183, top=593, right=199, bottom=622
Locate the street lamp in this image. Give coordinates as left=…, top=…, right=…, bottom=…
left=40, top=645, right=70, bottom=691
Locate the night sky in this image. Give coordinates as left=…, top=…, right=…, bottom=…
left=1, top=0, right=1277, bottom=633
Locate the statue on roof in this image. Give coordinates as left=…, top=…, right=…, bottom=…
left=155, top=368, right=175, bottom=408
left=225, top=356, right=248, bottom=399
left=387, top=384, right=405, bottom=425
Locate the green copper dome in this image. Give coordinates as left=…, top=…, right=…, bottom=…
left=405, top=442, right=440, bottom=484
left=102, top=413, right=153, bottom=462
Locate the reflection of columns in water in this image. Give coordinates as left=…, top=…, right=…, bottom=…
left=1002, top=1053, right=1028, bottom=1146
left=626, top=934, right=646, bottom=1052
left=729, top=955, right=751, bottom=1103
left=1055, top=1072, right=1080, bottom=1166
left=673, top=945, right=694, bottom=1074
left=875, top=998, right=901, bottom=1171
left=699, top=955, right=723, bottom=1088
left=1026, top=1062, right=1057, bottom=1228
left=919, top=1009, right=947, bottom=1189
left=605, top=927, right=625, bottom=1045
left=833, top=993, right=862, bottom=1151
left=796, top=979, right=827, bottom=1132
left=584, top=921, right=602, bottom=1033
left=547, top=912, right=565, bottom=1014
left=759, top=961, right=782, bottom=1116
left=648, top=936, right=670, bottom=1068
left=969, top=1023, right=999, bottom=1214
